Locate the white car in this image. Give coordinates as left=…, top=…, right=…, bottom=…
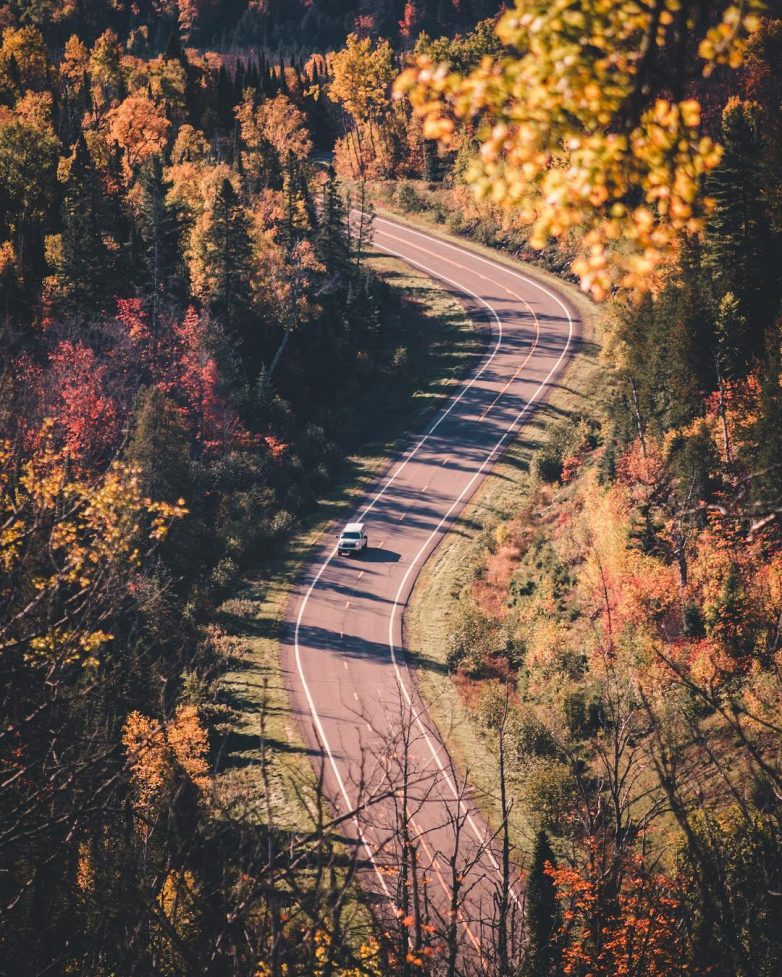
left=337, top=522, right=368, bottom=556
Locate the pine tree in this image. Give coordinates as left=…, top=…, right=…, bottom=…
left=125, top=385, right=198, bottom=582
left=706, top=98, right=776, bottom=355
left=277, top=61, right=288, bottom=95
left=282, top=152, right=314, bottom=250
left=247, top=59, right=260, bottom=95
left=524, top=830, right=561, bottom=977
left=57, top=136, right=112, bottom=314
left=127, top=385, right=192, bottom=505
left=165, top=27, right=184, bottom=63
left=254, top=362, right=276, bottom=427
left=352, top=177, right=374, bottom=275
left=234, top=59, right=246, bottom=102
left=715, top=291, right=748, bottom=382
left=200, top=178, right=253, bottom=331
left=216, top=64, right=235, bottom=131
left=135, top=155, right=184, bottom=330
left=316, top=165, right=349, bottom=273
left=751, top=331, right=782, bottom=511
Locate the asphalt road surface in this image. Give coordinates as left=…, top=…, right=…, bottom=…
left=281, top=215, right=580, bottom=957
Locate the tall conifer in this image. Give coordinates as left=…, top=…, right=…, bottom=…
left=136, top=155, right=184, bottom=329
left=524, top=830, right=561, bottom=977
left=706, top=98, right=776, bottom=353
left=57, top=136, right=111, bottom=314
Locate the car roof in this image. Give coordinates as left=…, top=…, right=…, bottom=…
left=342, top=522, right=365, bottom=533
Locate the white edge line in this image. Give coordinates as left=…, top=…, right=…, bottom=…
left=377, top=218, right=576, bottom=900
left=293, top=220, right=577, bottom=908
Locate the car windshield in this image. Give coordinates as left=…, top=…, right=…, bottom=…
left=341, top=531, right=361, bottom=539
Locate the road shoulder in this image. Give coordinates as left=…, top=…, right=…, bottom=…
left=396, top=210, right=604, bottom=855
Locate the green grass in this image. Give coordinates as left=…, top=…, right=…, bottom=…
left=214, top=252, right=482, bottom=829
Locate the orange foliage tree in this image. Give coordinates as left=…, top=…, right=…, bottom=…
left=122, top=704, right=210, bottom=832
left=548, top=853, right=687, bottom=977
left=107, top=94, right=170, bottom=176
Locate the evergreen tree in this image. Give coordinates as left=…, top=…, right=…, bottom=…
left=200, top=178, right=253, bottom=333
left=165, top=26, right=184, bottom=63
left=278, top=61, right=288, bottom=95
left=247, top=59, right=260, bottom=95
left=750, top=330, right=782, bottom=511
left=316, top=165, right=349, bottom=273
left=524, top=830, right=561, bottom=977
left=282, top=152, right=315, bottom=250
left=57, top=136, right=112, bottom=314
left=135, top=154, right=184, bottom=329
left=125, top=385, right=199, bottom=581
left=263, top=65, right=274, bottom=97
left=216, top=64, right=235, bottom=131
left=127, top=385, right=192, bottom=505
left=234, top=59, right=246, bottom=102
left=706, top=98, right=778, bottom=355
left=715, top=291, right=749, bottom=381
left=352, top=177, right=374, bottom=275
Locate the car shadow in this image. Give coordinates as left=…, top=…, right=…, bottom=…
left=355, top=547, right=401, bottom=564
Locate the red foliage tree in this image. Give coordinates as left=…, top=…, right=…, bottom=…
left=22, top=341, right=121, bottom=464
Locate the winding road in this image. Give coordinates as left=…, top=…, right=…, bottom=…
left=280, top=216, right=580, bottom=953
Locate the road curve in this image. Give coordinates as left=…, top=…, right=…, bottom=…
left=280, top=216, right=580, bottom=949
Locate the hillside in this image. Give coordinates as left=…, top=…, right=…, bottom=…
left=1, top=3, right=782, bottom=977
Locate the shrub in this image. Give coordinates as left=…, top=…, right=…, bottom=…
left=477, top=682, right=511, bottom=730
left=392, top=345, right=408, bottom=371
left=682, top=601, right=706, bottom=638
left=563, top=687, right=604, bottom=738
left=521, top=757, right=577, bottom=830
left=533, top=415, right=601, bottom=484
left=446, top=603, right=500, bottom=673
left=395, top=181, right=421, bottom=212
left=533, top=446, right=565, bottom=483
left=508, top=707, right=559, bottom=760
left=270, top=509, right=294, bottom=537
left=179, top=669, right=212, bottom=708
left=210, top=557, right=238, bottom=593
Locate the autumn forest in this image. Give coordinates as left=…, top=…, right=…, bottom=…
left=1, top=1, right=782, bottom=976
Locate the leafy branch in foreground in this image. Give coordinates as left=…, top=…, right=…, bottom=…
left=397, top=0, right=764, bottom=299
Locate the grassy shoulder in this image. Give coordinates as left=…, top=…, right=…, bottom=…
left=214, top=251, right=483, bottom=829
left=394, top=204, right=605, bottom=857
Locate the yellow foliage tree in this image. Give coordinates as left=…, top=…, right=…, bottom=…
left=88, top=29, right=124, bottom=113
left=59, top=35, right=88, bottom=91
left=235, top=92, right=313, bottom=190
left=330, top=33, right=400, bottom=179
left=122, top=704, right=210, bottom=831
left=0, top=26, right=49, bottom=100
left=0, top=424, right=185, bottom=668
left=396, top=0, right=763, bottom=299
